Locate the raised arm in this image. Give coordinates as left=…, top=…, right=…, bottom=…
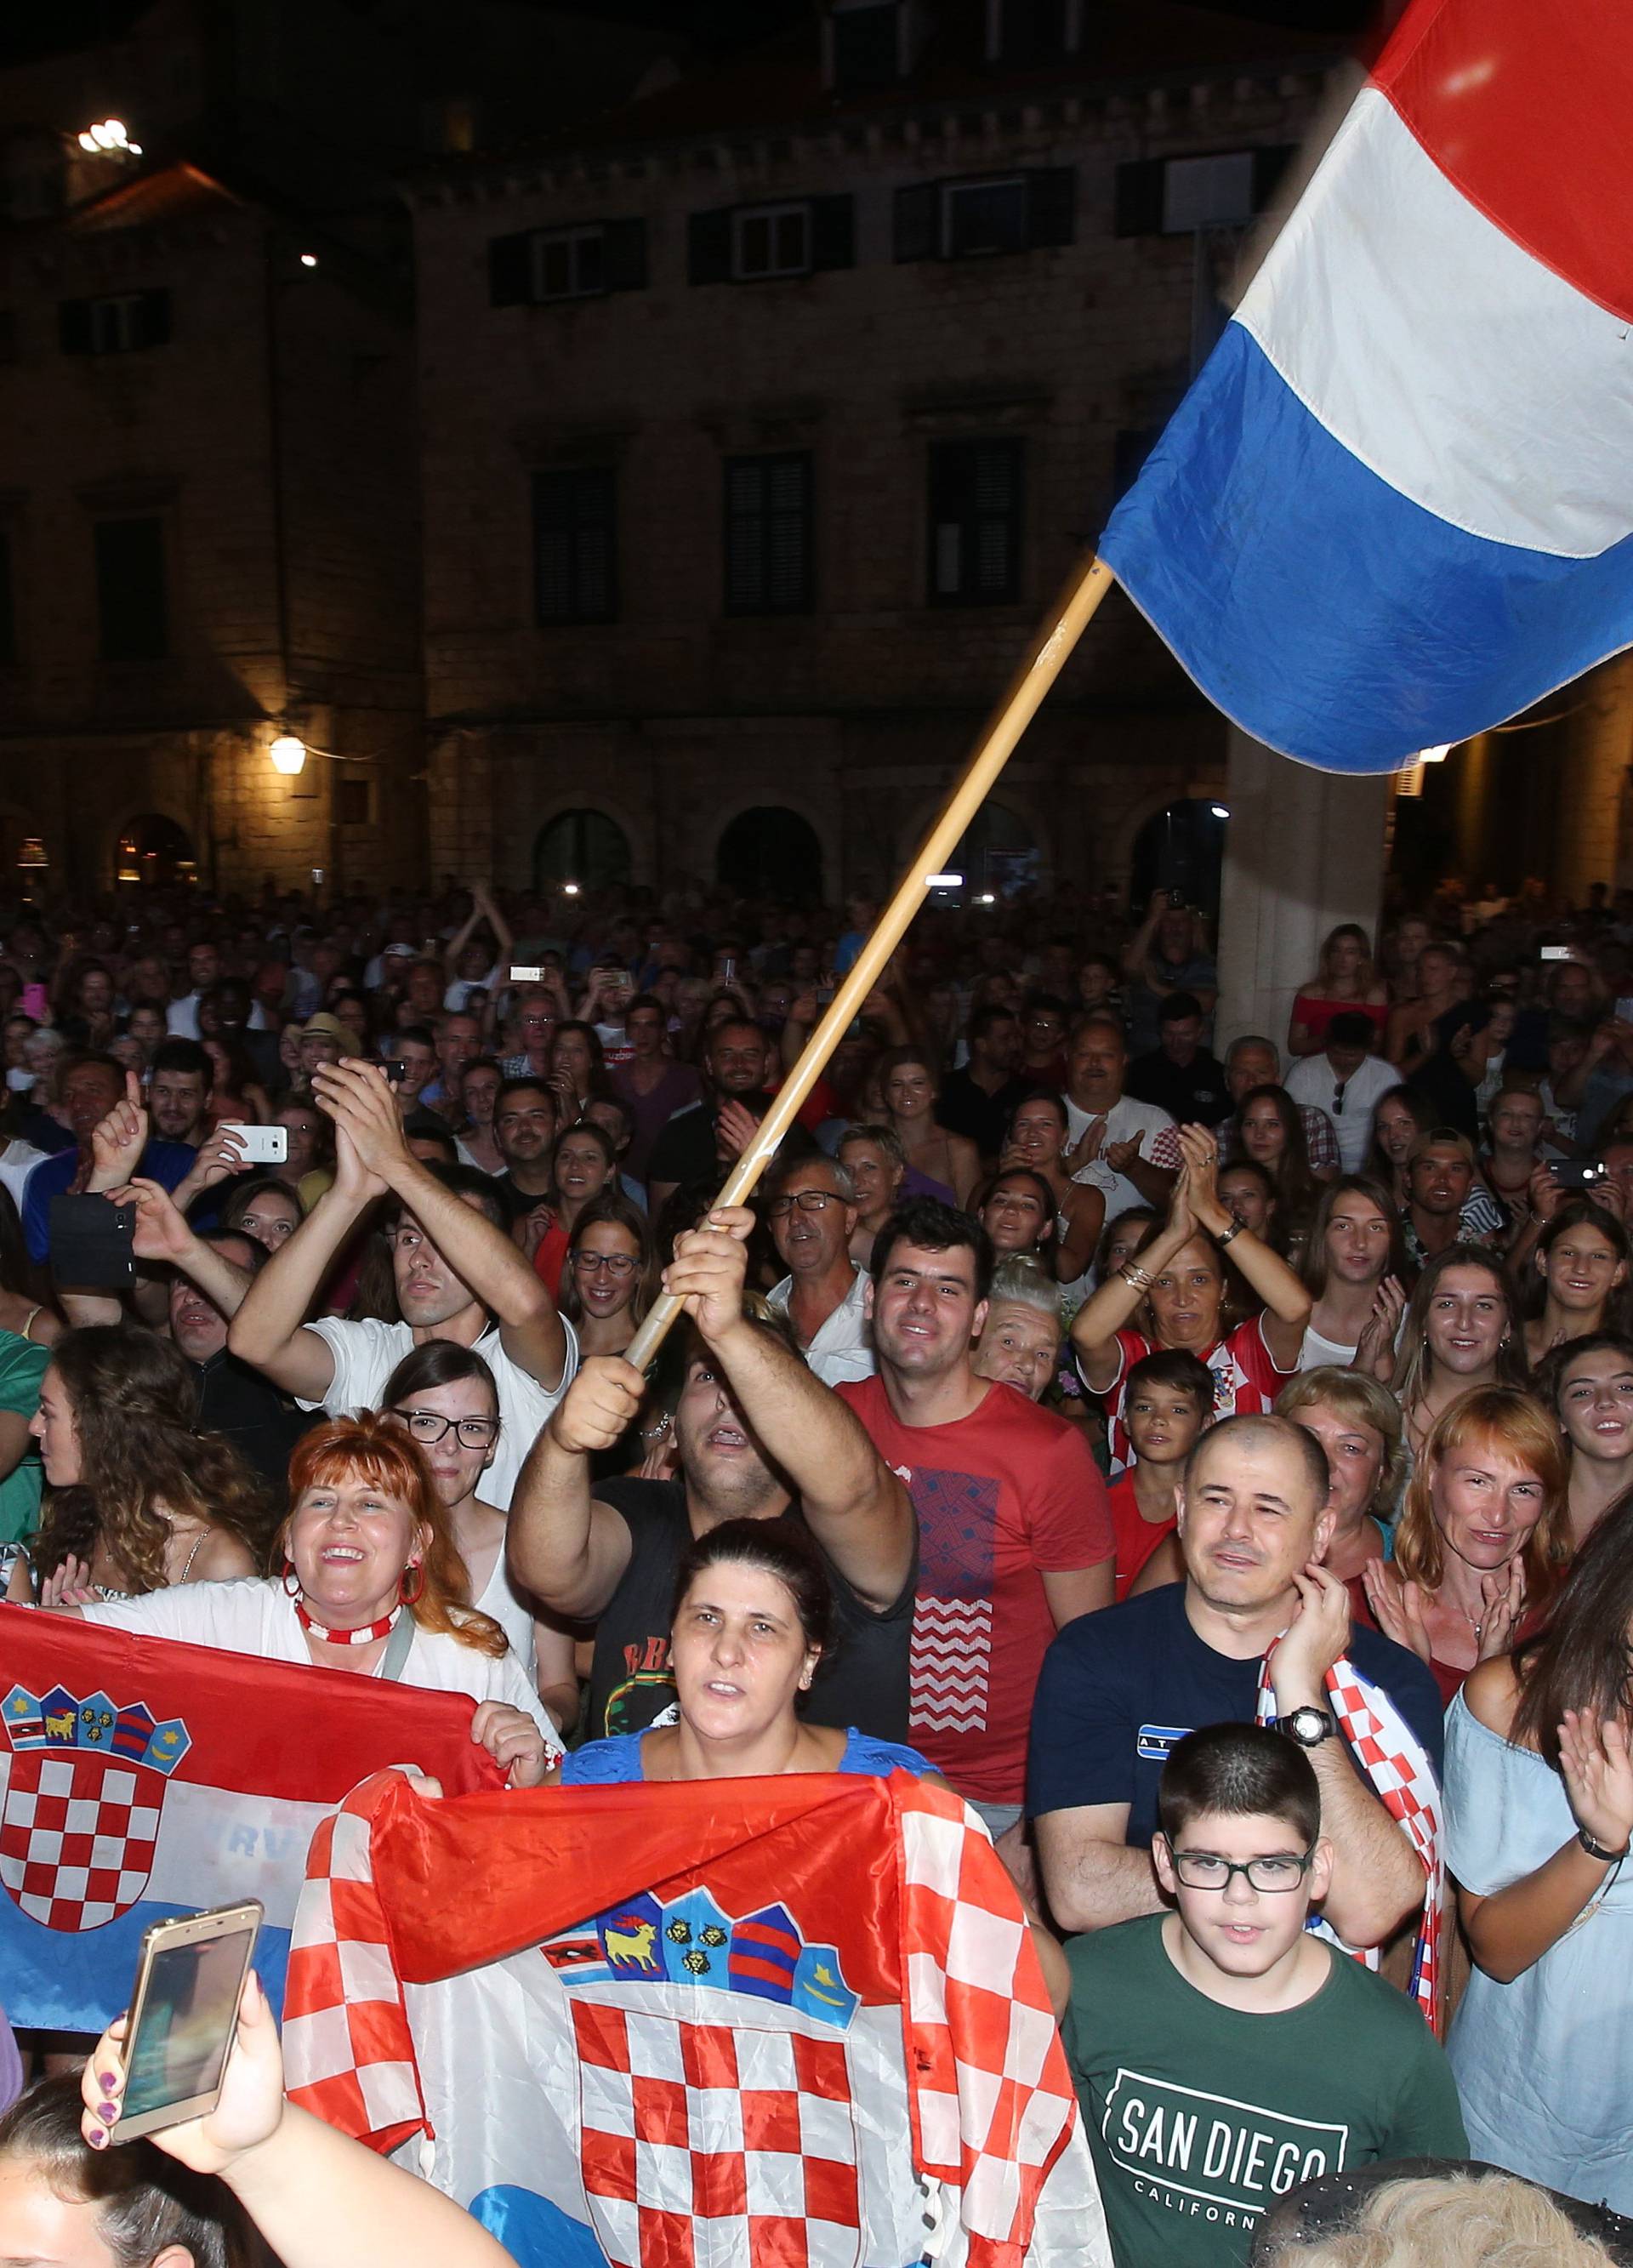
left=1070, top=1166, right=1195, bottom=1392
left=227, top=1131, right=380, bottom=1401
left=1120, top=893, right=1164, bottom=983
left=507, top=1358, right=640, bottom=1616
left=1177, top=1125, right=1311, bottom=1365
left=665, top=1205, right=913, bottom=1609
left=313, top=1058, right=569, bottom=1389
left=108, top=1177, right=256, bottom=1319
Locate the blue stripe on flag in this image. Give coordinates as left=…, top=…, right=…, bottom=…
left=1100, top=323, right=1633, bottom=773
left=0, top=1900, right=291, bottom=2034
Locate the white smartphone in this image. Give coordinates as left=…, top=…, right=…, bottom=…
left=1539, top=946, right=1574, bottom=961
left=220, top=1123, right=287, bottom=1165
left=110, top=1899, right=263, bottom=2143
left=509, top=964, right=543, bottom=983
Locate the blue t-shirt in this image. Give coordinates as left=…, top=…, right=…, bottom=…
left=1027, top=1580, right=1444, bottom=1840
left=562, top=1727, right=930, bottom=1785
left=23, top=1140, right=197, bottom=1263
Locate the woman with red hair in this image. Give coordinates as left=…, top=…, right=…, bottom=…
left=41, top=1413, right=558, bottom=1785
left=1360, top=1385, right=1571, bottom=1706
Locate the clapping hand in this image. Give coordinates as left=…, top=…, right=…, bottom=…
left=1353, top=1275, right=1407, bottom=1382
left=1361, top=1561, right=1434, bottom=1666
left=1477, top=1551, right=1527, bottom=1661
left=39, top=1553, right=99, bottom=1610
left=715, top=1097, right=761, bottom=1163
left=1559, top=1707, right=1633, bottom=1859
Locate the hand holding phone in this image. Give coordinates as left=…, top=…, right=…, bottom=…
left=107, top=1900, right=263, bottom=2143
left=219, top=1122, right=287, bottom=1166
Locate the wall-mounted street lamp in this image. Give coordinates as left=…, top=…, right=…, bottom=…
left=270, top=734, right=307, bottom=776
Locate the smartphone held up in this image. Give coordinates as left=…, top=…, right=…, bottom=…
left=109, top=1900, right=262, bottom=2143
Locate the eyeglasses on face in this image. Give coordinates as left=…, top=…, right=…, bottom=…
left=571, top=1251, right=638, bottom=1275
left=767, top=1191, right=839, bottom=1217
left=390, top=1408, right=500, bottom=1450
left=1169, top=1847, right=1315, bottom=1893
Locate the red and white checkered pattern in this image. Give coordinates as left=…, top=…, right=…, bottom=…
left=573, top=2003, right=862, bottom=2267
left=0, top=1752, right=162, bottom=1931
left=1256, top=1647, right=1445, bottom=2031
left=286, top=1768, right=1093, bottom=2266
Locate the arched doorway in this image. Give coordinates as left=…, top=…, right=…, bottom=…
left=116, top=814, right=198, bottom=888
left=943, top=801, right=1040, bottom=900
left=716, top=806, right=824, bottom=903
left=533, top=807, right=631, bottom=893
left=1129, top=799, right=1228, bottom=920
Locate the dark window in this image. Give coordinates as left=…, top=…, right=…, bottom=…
left=1115, top=145, right=1295, bottom=237
left=999, top=0, right=1068, bottom=63
left=336, top=778, right=372, bottom=828
left=689, top=197, right=853, bottom=286
left=927, top=440, right=1024, bottom=607
left=488, top=219, right=646, bottom=307
left=832, top=3, right=900, bottom=88
left=724, top=453, right=813, bottom=616
left=0, top=527, right=14, bottom=666
left=94, top=518, right=167, bottom=661
left=60, top=289, right=170, bottom=355
left=532, top=467, right=617, bottom=626
left=0, top=311, right=15, bottom=365
left=896, top=168, right=1074, bottom=260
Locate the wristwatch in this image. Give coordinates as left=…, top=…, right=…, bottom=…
left=1578, top=1826, right=1630, bottom=1864
left=1276, top=1706, right=1335, bottom=1748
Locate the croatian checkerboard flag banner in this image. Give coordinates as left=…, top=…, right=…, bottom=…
left=0, top=1606, right=499, bottom=2032
left=285, top=1767, right=1107, bottom=2268
left=1098, top=0, right=1633, bottom=773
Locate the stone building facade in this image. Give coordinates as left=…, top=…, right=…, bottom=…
left=411, top=0, right=1345, bottom=905
left=0, top=155, right=422, bottom=898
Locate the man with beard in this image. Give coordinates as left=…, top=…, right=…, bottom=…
left=646, top=1018, right=814, bottom=1215
left=509, top=1204, right=914, bottom=1740
left=490, top=1077, right=559, bottom=1228
left=837, top=1198, right=1112, bottom=1845
left=229, top=1058, right=574, bottom=1507
left=1028, top=1415, right=1442, bottom=1943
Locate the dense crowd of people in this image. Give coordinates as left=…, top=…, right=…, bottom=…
left=3, top=865, right=1633, bottom=2266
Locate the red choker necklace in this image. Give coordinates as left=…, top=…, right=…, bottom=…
left=293, top=1597, right=401, bottom=1646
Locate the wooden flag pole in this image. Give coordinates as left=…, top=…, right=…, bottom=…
left=623, top=553, right=1117, bottom=1370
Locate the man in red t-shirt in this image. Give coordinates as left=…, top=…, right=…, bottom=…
left=839, top=1197, right=1114, bottom=1859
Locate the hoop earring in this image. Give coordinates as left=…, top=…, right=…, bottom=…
left=399, top=1561, right=426, bottom=1607
left=281, top=1559, right=300, bottom=1598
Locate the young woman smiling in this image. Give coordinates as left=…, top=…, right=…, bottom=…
left=878, top=1047, right=980, bottom=1209
left=1391, top=1245, right=1530, bottom=1461
left=1540, top=1332, right=1633, bottom=1551
left=1522, top=1199, right=1630, bottom=1368
left=1298, top=1173, right=1408, bottom=1371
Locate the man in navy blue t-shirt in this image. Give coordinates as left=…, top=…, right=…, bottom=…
left=1029, top=1412, right=1443, bottom=1947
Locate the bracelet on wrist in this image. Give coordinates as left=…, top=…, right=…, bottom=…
left=1578, top=1826, right=1630, bottom=1865
left=1215, top=1217, right=1244, bottom=1247
left=1118, top=1262, right=1154, bottom=1293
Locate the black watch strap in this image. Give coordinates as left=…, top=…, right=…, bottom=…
left=1578, top=1826, right=1630, bottom=1864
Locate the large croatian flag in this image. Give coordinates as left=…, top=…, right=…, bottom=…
left=0, top=1608, right=498, bottom=2032
left=1099, top=0, right=1633, bottom=773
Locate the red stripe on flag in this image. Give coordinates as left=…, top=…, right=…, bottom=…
left=0, top=1605, right=501, bottom=1802
left=1372, top=0, right=1633, bottom=324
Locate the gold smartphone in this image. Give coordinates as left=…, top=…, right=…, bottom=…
left=109, top=1899, right=263, bottom=2143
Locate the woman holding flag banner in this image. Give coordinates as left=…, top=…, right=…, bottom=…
left=42, top=1413, right=560, bottom=1785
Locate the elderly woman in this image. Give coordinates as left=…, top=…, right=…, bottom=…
left=42, top=1413, right=558, bottom=1783
left=1276, top=1365, right=1406, bottom=1582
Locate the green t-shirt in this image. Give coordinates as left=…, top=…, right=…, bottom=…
left=0, top=1331, right=48, bottom=1546
left=1063, top=1914, right=1467, bottom=2268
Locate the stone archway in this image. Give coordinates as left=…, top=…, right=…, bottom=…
left=715, top=806, right=825, bottom=903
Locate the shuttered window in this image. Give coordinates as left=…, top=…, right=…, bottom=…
left=488, top=219, right=646, bottom=306
left=894, top=169, right=1074, bottom=260
left=927, top=440, right=1023, bottom=607
left=60, top=289, right=171, bottom=354
left=532, top=468, right=617, bottom=625
left=724, top=454, right=813, bottom=616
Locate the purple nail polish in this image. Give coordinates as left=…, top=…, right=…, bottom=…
left=98, top=2071, right=117, bottom=2090
left=88, top=2125, right=108, bottom=2148
left=100, top=2099, right=118, bottom=2118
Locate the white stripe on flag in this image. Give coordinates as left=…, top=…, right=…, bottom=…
left=145, top=1780, right=331, bottom=1926
left=1238, top=88, right=1633, bottom=556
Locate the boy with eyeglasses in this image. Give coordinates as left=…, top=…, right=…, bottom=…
left=1063, top=1724, right=1465, bottom=2268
